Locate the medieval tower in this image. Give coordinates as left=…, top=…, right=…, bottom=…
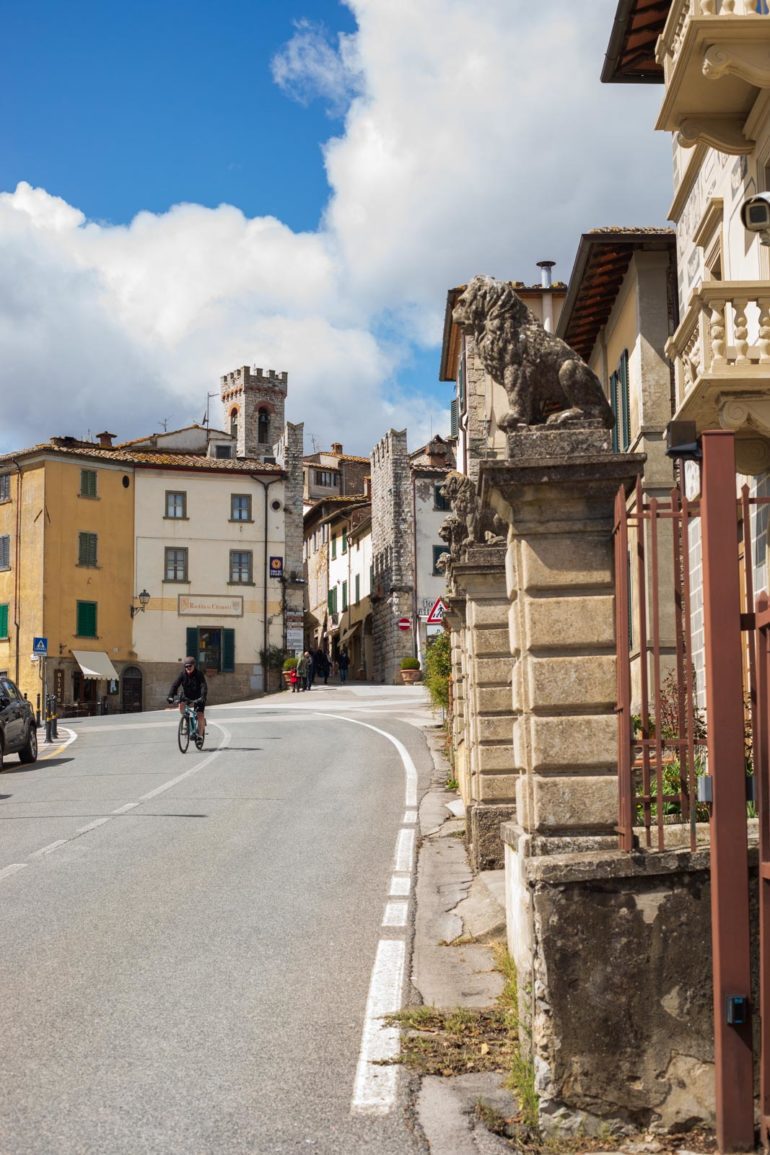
left=220, top=366, right=288, bottom=459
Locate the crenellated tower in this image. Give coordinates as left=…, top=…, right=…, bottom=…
left=220, top=366, right=288, bottom=459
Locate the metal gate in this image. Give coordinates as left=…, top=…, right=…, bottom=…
left=614, top=431, right=762, bottom=1151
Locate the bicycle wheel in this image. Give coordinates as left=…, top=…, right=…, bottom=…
left=178, top=713, right=190, bottom=753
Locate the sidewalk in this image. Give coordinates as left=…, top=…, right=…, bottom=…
left=412, top=725, right=516, bottom=1155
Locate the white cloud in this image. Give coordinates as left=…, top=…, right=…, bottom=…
left=0, top=1, right=673, bottom=457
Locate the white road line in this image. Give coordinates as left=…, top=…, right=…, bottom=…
left=394, top=828, right=415, bottom=873
left=138, top=726, right=230, bottom=801
left=112, top=802, right=139, bottom=814
left=403, top=809, right=418, bottom=824
left=350, top=939, right=406, bottom=1115
left=0, top=863, right=28, bottom=880
left=30, top=840, right=69, bottom=858
left=314, top=713, right=419, bottom=808
left=389, top=874, right=411, bottom=897
left=76, top=818, right=111, bottom=834
left=382, top=900, right=409, bottom=928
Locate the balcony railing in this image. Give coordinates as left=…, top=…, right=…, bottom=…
left=660, top=0, right=769, bottom=75
left=667, top=281, right=770, bottom=404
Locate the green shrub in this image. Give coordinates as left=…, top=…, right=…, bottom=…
left=400, top=656, right=421, bottom=670
left=282, top=656, right=298, bottom=671
left=424, top=631, right=451, bottom=711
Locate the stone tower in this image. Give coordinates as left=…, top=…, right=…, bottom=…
left=220, top=366, right=288, bottom=459
left=370, top=429, right=415, bottom=683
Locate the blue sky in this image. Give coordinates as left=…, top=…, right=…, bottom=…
left=0, top=1, right=671, bottom=455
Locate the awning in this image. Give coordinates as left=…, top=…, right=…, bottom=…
left=72, top=650, right=120, bottom=680
left=341, top=621, right=362, bottom=644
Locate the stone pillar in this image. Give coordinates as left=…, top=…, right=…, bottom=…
left=445, top=596, right=468, bottom=799
left=450, top=546, right=511, bottom=870
left=480, top=429, right=644, bottom=850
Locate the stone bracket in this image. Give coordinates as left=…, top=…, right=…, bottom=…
left=703, top=40, right=770, bottom=90
left=677, top=114, right=753, bottom=154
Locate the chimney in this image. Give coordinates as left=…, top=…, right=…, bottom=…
left=536, top=260, right=556, bottom=289
left=331, top=442, right=343, bottom=455
left=96, top=431, right=116, bottom=448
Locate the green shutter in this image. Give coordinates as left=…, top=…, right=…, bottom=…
left=222, top=628, right=235, bottom=673
left=0, top=604, right=8, bottom=638
left=186, top=627, right=198, bottom=662
left=76, top=601, right=97, bottom=637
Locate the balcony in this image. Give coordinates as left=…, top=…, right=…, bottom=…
left=667, top=281, right=770, bottom=471
left=655, top=1, right=770, bottom=153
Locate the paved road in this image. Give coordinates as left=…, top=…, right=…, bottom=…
left=0, top=685, right=436, bottom=1154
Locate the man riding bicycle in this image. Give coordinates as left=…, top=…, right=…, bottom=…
left=168, top=656, right=208, bottom=743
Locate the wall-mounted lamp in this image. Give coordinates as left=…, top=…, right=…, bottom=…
left=130, top=589, right=151, bottom=618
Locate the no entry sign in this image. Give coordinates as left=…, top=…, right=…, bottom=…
left=397, top=617, right=412, bottom=631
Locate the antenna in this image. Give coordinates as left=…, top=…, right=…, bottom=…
left=204, top=391, right=219, bottom=428
left=311, top=435, right=320, bottom=453
left=159, top=418, right=169, bottom=432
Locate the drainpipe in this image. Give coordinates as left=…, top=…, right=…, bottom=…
left=13, top=460, right=22, bottom=687
left=251, top=474, right=283, bottom=693
left=537, top=260, right=556, bottom=332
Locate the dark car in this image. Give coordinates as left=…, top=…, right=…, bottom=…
left=0, top=676, right=38, bottom=770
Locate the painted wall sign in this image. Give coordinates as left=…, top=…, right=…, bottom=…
left=178, top=595, right=244, bottom=617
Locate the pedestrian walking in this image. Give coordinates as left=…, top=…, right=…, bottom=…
left=337, top=648, right=349, bottom=685
left=315, top=649, right=330, bottom=684
left=296, top=651, right=309, bottom=691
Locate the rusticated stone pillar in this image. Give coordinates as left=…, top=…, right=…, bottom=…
left=450, top=546, right=511, bottom=869
left=444, top=596, right=469, bottom=800
left=480, top=429, right=644, bottom=848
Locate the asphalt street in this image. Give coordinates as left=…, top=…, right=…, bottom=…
left=0, top=685, right=436, bottom=1155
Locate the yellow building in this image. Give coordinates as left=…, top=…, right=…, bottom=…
left=0, top=437, right=135, bottom=716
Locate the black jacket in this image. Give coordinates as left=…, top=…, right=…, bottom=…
left=169, top=668, right=208, bottom=704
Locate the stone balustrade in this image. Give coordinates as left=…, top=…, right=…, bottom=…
left=657, top=0, right=768, bottom=82
left=667, top=281, right=770, bottom=401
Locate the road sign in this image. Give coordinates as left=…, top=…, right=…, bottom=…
left=33, top=637, right=48, bottom=656
left=397, top=617, right=412, bottom=632
left=426, top=598, right=447, bottom=626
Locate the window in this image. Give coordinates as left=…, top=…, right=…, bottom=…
left=230, top=409, right=238, bottom=441
left=355, top=574, right=360, bottom=605
left=80, top=470, right=97, bottom=498
left=432, top=545, right=446, bottom=575
left=0, top=604, right=8, bottom=638
left=610, top=350, right=631, bottom=453
left=76, top=600, right=97, bottom=637
left=342, top=580, right=348, bottom=610
left=165, top=547, right=188, bottom=582
left=327, top=587, right=338, bottom=614
left=0, top=536, right=9, bottom=570
left=434, top=484, right=451, bottom=512
left=166, top=491, right=187, bottom=519
left=342, top=529, right=347, bottom=554
left=258, top=409, right=270, bottom=444
left=231, top=494, right=252, bottom=522
left=315, top=470, right=338, bottom=487
left=230, top=550, right=253, bottom=584
left=78, top=532, right=98, bottom=567
left=0, top=475, right=9, bottom=502
left=331, top=534, right=337, bottom=559
left=215, top=444, right=233, bottom=459
left=187, top=626, right=235, bottom=673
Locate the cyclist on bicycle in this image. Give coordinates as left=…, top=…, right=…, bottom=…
left=167, top=656, right=208, bottom=742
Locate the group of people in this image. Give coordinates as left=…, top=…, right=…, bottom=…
left=290, top=647, right=349, bottom=692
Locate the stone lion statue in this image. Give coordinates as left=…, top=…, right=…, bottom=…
left=453, top=275, right=614, bottom=431
left=439, top=471, right=506, bottom=562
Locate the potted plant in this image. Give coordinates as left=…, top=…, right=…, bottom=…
left=399, top=656, right=422, bottom=685
left=282, top=656, right=298, bottom=689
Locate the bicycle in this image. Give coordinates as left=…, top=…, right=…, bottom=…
left=175, top=698, right=205, bottom=753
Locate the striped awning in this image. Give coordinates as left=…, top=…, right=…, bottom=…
left=72, top=650, right=120, bottom=680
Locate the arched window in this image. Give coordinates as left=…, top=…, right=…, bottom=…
left=258, top=409, right=270, bottom=444
left=230, top=408, right=239, bottom=441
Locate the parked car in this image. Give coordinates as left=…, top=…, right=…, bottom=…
left=0, top=676, right=38, bottom=769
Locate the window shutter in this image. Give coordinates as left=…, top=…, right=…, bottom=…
left=222, top=628, right=235, bottom=673
left=77, top=601, right=97, bottom=637
left=0, top=604, right=7, bottom=637
left=619, top=351, right=631, bottom=451
left=0, top=536, right=9, bottom=569
left=450, top=398, right=459, bottom=438
left=186, top=627, right=198, bottom=661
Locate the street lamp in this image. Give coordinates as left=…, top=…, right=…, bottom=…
left=130, top=589, right=151, bottom=618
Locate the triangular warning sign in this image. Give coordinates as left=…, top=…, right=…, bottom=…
left=426, top=597, right=447, bottom=625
